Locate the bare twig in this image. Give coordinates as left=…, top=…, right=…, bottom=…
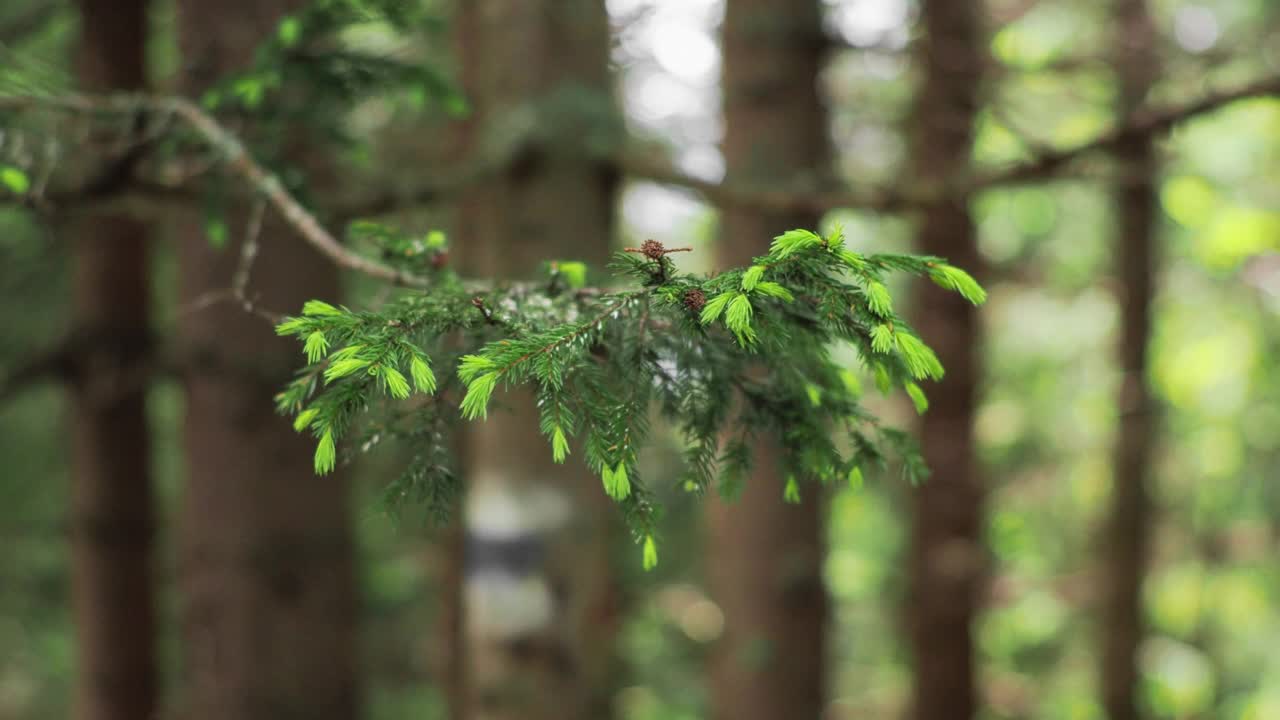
left=231, top=198, right=269, bottom=312
left=967, top=74, right=1280, bottom=191
left=0, top=341, right=74, bottom=405
left=621, top=73, right=1280, bottom=212
left=0, top=93, right=431, bottom=287
left=175, top=198, right=283, bottom=324
left=2, top=74, right=1277, bottom=281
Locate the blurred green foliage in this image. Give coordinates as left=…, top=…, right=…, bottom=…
left=2, top=0, right=1279, bottom=719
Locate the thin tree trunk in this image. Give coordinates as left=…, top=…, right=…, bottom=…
left=452, top=2, right=621, bottom=718
left=1102, top=2, right=1159, bottom=718
left=707, top=2, right=829, bottom=719
left=175, top=3, right=359, bottom=719
left=70, top=3, right=155, bottom=718
left=906, top=2, right=986, bottom=719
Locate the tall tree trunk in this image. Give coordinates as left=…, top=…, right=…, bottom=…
left=706, top=2, right=829, bottom=719
left=453, top=2, right=621, bottom=718
left=906, top=3, right=986, bottom=720
left=175, top=3, right=359, bottom=719
left=70, top=2, right=156, bottom=718
left=1102, top=2, right=1159, bottom=718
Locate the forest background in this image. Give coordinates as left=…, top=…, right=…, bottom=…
left=1, top=0, right=1279, bottom=719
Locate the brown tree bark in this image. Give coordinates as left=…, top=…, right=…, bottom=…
left=69, top=2, right=156, bottom=718
left=706, top=2, right=830, bottom=719
left=906, top=3, right=986, bottom=720
left=1101, top=2, right=1159, bottom=719
left=451, top=2, right=621, bottom=719
left=174, top=2, right=358, bottom=719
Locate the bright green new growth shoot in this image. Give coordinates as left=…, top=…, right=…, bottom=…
left=273, top=226, right=986, bottom=568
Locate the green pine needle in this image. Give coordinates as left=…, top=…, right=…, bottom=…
left=324, top=357, right=371, bottom=383
left=865, top=281, right=893, bottom=317
left=848, top=466, right=864, bottom=491
left=870, top=324, right=896, bottom=354
left=602, top=462, right=631, bottom=500
left=873, top=362, right=893, bottom=394
left=410, top=355, right=437, bottom=394
left=314, top=429, right=336, bottom=474
left=302, top=300, right=341, bottom=317
left=275, top=317, right=308, bottom=336
left=1, top=166, right=31, bottom=195
left=930, top=264, right=987, bottom=305
left=754, top=282, right=794, bottom=302
left=805, top=383, right=823, bottom=407
left=741, top=264, right=766, bottom=291
left=725, top=293, right=754, bottom=345
left=896, top=333, right=945, bottom=381
left=838, top=248, right=866, bottom=272
left=770, top=228, right=822, bottom=258
left=556, top=260, right=588, bottom=289
left=329, top=344, right=364, bottom=361
left=292, top=407, right=319, bottom=433
left=642, top=534, right=658, bottom=571
left=699, top=292, right=733, bottom=325
left=825, top=223, right=845, bottom=249
left=839, top=369, right=862, bottom=397
left=783, top=475, right=801, bottom=504
left=460, top=372, right=499, bottom=420
left=304, top=331, right=329, bottom=364
left=458, top=354, right=498, bottom=383
left=905, top=382, right=929, bottom=414
left=381, top=366, right=412, bottom=399
left=551, top=426, right=570, bottom=463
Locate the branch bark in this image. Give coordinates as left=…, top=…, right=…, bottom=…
left=3, top=71, right=1276, bottom=287
left=1, top=93, right=431, bottom=287
left=624, top=73, right=1280, bottom=213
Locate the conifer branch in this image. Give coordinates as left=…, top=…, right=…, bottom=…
left=2, top=72, right=1273, bottom=317
left=967, top=73, right=1280, bottom=191
left=6, top=74, right=1276, bottom=270
left=264, top=226, right=988, bottom=561
left=0, top=93, right=432, bottom=287
left=621, top=73, right=1280, bottom=212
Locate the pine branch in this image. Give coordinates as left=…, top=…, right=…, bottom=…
left=7, top=74, right=1276, bottom=277
left=0, top=93, right=432, bottom=287
left=969, top=73, right=1280, bottom=190
left=620, top=73, right=1280, bottom=212
left=4, top=74, right=1274, bottom=300
left=492, top=294, right=641, bottom=377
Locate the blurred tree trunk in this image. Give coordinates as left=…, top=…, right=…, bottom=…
left=1102, top=1, right=1159, bottom=718
left=906, top=2, right=986, bottom=719
left=707, top=2, right=830, bottom=719
left=452, top=2, right=621, bottom=718
left=69, top=1, right=156, bottom=718
left=175, top=2, right=359, bottom=719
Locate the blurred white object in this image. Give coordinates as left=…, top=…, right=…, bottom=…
left=464, top=481, right=570, bottom=637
